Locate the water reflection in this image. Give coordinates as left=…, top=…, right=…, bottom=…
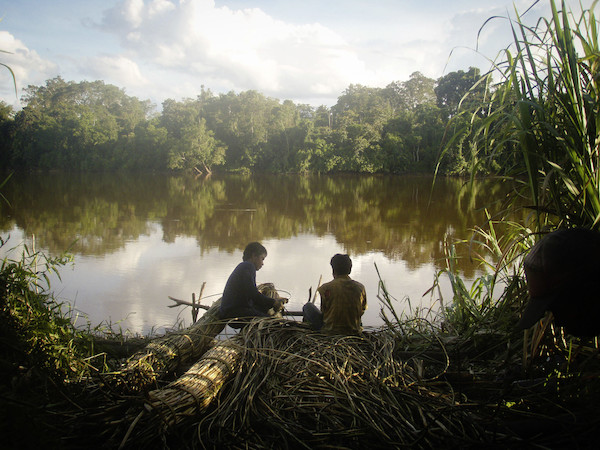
left=0, top=173, right=513, bottom=334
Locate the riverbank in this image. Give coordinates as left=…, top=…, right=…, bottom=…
left=2, top=261, right=599, bottom=449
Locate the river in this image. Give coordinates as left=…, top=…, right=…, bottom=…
left=0, top=172, right=513, bottom=335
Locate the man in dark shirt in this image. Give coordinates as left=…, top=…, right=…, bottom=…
left=220, top=242, right=285, bottom=326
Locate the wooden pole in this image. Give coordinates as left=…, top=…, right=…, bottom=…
left=198, top=282, right=206, bottom=303
left=311, top=275, right=322, bottom=304
left=192, top=282, right=207, bottom=323
left=191, top=293, right=197, bottom=323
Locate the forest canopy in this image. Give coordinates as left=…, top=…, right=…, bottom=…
left=0, top=68, right=486, bottom=174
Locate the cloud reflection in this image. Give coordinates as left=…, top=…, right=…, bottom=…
left=43, top=229, right=455, bottom=335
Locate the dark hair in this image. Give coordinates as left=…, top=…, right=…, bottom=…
left=243, top=242, right=267, bottom=261
left=331, top=253, right=352, bottom=275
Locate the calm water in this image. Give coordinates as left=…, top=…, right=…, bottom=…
left=0, top=173, right=512, bottom=335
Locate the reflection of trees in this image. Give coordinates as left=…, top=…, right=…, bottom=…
left=160, top=177, right=227, bottom=245
left=0, top=173, right=165, bottom=255
left=0, top=173, right=514, bottom=275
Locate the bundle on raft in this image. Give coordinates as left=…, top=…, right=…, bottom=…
left=113, top=284, right=281, bottom=392
left=111, top=299, right=225, bottom=392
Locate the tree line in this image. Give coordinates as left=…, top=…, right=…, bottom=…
left=0, top=68, right=487, bottom=174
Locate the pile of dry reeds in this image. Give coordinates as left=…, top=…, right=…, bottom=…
left=118, top=319, right=501, bottom=449
left=59, top=314, right=600, bottom=449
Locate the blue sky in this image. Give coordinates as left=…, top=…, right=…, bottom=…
left=0, top=0, right=596, bottom=110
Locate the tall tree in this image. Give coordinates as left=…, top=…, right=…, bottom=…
left=11, top=77, right=152, bottom=169
left=385, top=72, right=437, bottom=113
left=161, top=99, right=225, bottom=173
left=435, top=67, right=487, bottom=118
left=0, top=101, right=14, bottom=168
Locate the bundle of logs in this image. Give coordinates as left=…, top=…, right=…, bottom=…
left=110, top=284, right=284, bottom=447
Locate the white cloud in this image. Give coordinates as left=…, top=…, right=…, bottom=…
left=2, top=0, right=597, bottom=109
left=0, top=31, right=58, bottom=106
left=97, top=0, right=386, bottom=104
left=82, top=54, right=149, bottom=90
left=148, top=0, right=176, bottom=17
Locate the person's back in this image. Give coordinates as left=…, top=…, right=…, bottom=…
left=220, top=260, right=267, bottom=318
left=318, top=274, right=366, bottom=334
left=219, top=242, right=285, bottom=325
left=314, top=254, right=367, bottom=335
left=519, top=228, right=600, bottom=337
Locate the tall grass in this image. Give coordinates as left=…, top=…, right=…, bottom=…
left=446, top=0, right=600, bottom=231
left=431, top=0, right=600, bottom=367
left=0, top=237, right=108, bottom=381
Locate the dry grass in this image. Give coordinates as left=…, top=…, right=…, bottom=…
left=186, top=319, right=491, bottom=449
left=24, top=311, right=600, bottom=450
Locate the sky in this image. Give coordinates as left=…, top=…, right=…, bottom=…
left=0, top=0, right=596, bottom=111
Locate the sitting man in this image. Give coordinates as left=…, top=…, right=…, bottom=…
left=220, top=242, right=286, bottom=327
left=303, top=254, right=367, bottom=335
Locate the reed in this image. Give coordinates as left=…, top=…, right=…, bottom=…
left=448, top=0, right=600, bottom=230
left=191, top=319, right=492, bottom=450
left=431, top=0, right=600, bottom=398
left=0, top=238, right=95, bottom=380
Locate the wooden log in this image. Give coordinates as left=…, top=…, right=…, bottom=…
left=149, top=338, right=241, bottom=426
left=117, top=298, right=226, bottom=391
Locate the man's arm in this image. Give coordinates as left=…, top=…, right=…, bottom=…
left=239, top=264, right=276, bottom=310
left=361, top=286, right=367, bottom=312
left=252, top=289, right=277, bottom=310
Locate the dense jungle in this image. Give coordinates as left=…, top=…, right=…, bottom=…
left=0, top=67, right=484, bottom=175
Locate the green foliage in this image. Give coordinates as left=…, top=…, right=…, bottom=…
left=0, top=238, right=103, bottom=382
left=0, top=101, right=15, bottom=168
left=0, top=68, right=489, bottom=174
left=10, top=77, right=153, bottom=170
left=435, top=67, right=488, bottom=117
left=385, top=71, right=437, bottom=113
left=441, top=0, right=600, bottom=229
left=161, top=98, right=225, bottom=172
left=435, top=216, right=532, bottom=335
